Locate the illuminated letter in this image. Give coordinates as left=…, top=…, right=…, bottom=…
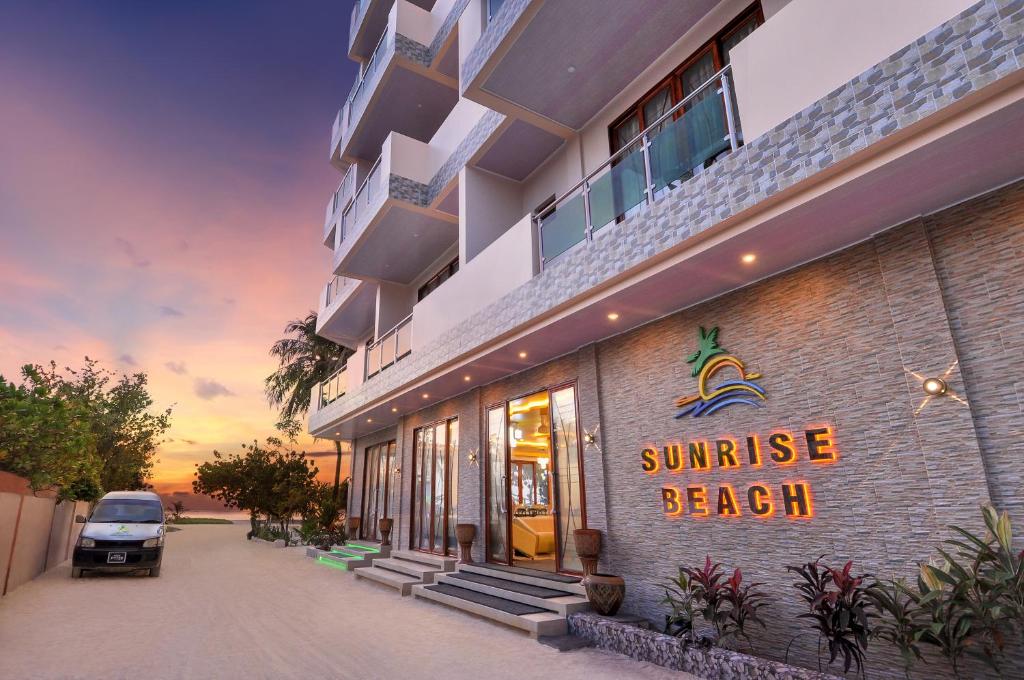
left=746, top=435, right=762, bottom=466
left=768, top=432, right=796, bottom=464
left=686, top=486, right=708, bottom=516
left=688, top=441, right=710, bottom=470
left=805, top=427, right=837, bottom=463
left=717, top=485, right=741, bottom=516
left=782, top=482, right=813, bottom=518
left=715, top=439, right=739, bottom=468
left=662, top=487, right=683, bottom=516
left=641, top=447, right=659, bottom=473
left=664, top=444, right=684, bottom=472
left=748, top=485, right=773, bottom=516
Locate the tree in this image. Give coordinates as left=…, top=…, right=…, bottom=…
left=264, top=312, right=350, bottom=499
left=0, top=371, right=102, bottom=501
left=28, top=359, right=171, bottom=492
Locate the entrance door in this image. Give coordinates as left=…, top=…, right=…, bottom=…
left=412, top=417, right=458, bottom=555
left=360, top=441, right=396, bottom=541
left=485, top=384, right=586, bottom=573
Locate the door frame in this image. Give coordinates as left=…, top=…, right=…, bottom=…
left=484, top=380, right=587, bottom=574
left=409, top=416, right=458, bottom=556
left=360, top=440, right=396, bottom=541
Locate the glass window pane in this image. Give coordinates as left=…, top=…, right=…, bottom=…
left=540, top=192, right=585, bottom=262
left=487, top=0, right=505, bottom=22
left=612, top=114, right=640, bottom=154
left=521, top=464, right=535, bottom=505
left=721, top=16, right=759, bottom=65
left=589, top=146, right=647, bottom=231
left=414, top=429, right=424, bottom=548
left=551, top=386, right=584, bottom=573
left=486, top=407, right=508, bottom=563
left=642, top=87, right=674, bottom=135
left=433, top=423, right=446, bottom=552
left=446, top=420, right=459, bottom=553
left=511, top=464, right=522, bottom=506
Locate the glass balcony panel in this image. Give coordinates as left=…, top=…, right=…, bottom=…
left=379, top=336, right=395, bottom=368
left=540, top=193, right=585, bottom=262
left=396, top=320, right=412, bottom=357
left=588, top=146, right=647, bottom=232
left=366, top=345, right=381, bottom=377
left=650, top=91, right=727, bottom=193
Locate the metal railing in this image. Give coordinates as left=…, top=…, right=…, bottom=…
left=536, top=65, right=741, bottom=267
left=339, top=155, right=383, bottom=245
left=364, top=314, right=412, bottom=380
left=318, top=365, right=348, bottom=409
left=324, top=165, right=359, bottom=243
left=349, top=0, right=365, bottom=45
left=332, top=28, right=392, bottom=150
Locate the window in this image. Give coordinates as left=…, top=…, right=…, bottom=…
left=417, top=257, right=459, bottom=302
left=487, top=0, right=505, bottom=23
left=412, top=417, right=459, bottom=555
left=609, top=3, right=763, bottom=155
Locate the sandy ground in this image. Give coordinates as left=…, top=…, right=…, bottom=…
left=0, top=524, right=696, bottom=680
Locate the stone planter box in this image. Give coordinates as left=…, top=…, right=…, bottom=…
left=250, top=537, right=288, bottom=548
left=568, top=613, right=839, bottom=680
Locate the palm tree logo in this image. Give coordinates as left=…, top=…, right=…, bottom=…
left=675, top=326, right=767, bottom=418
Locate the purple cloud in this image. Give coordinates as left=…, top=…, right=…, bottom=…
left=159, top=305, right=184, bottom=317
left=165, top=361, right=187, bottom=375
left=193, top=378, right=234, bottom=400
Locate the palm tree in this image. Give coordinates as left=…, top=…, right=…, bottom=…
left=686, top=326, right=726, bottom=377
left=265, top=311, right=351, bottom=499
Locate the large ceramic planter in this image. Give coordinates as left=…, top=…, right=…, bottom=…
left=455, top=523, right=476, bottom=563
left=585, top=573, right=625, bottom=616
left=347, top=516, right=361, bottom=539
left=573, top=528, right=602, bottom=577
left=378, top=517, right=393, bottom=546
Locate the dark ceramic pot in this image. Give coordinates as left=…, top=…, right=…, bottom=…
left=573, top=528, right=602, bottom=577
left=455, top=523, right=476, bottom=563
left=585, top=573, right=625, bottom=616
left=377, top=517, right=393, bottom=546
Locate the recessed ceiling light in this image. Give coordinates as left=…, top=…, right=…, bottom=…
left=464, top=375, right=471, bottom=382
left=367, top=418, right=373, bottom=423
left=607, top=312, right=620, bottom=321
left=567, top=65, right=576, bottom=73
left=391, top=407, right=398, bottom=412
left=334, top=432, right=340, bottom=436
left=518, top=351, right=527, bottom=359
left=741, top=253, right=757, bottom=264
left=422, top=393, right=429, bottom=399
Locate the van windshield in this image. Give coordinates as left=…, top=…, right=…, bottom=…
left=90, top=499, right=164, bottom=523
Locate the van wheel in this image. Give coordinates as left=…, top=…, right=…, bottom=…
left=71, top=568, right=82, bottom=578
left=149, top=567, right=161, bottom=577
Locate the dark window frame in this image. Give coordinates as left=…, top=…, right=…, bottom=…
left=417, top=257, right=460, bottom=302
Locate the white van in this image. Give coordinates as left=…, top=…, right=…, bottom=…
left=72, top=491, right=165, bottom=578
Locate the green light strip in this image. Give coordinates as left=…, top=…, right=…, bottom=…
left=316, top=556, right=349, bottom=572
left=329, top=547, right=361, bottom=558
left=345, top=542, right=381, bottom=553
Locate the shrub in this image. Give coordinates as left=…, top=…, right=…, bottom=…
left=786, top=557, right=872, bottom=676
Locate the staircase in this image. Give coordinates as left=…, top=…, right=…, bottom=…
left=412, top=563, right=590, bottom=638
left=306, top=539, right=390, bottom=571
left=353, top=550, right=456, bottom=595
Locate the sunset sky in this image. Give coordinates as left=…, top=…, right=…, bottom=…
left=0, top=1, right=359, bottom=497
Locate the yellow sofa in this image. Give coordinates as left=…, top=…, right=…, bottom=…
left=512, top=515, right=555, bottom=558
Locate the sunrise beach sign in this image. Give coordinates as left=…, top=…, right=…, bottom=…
left=643, top=325, right=840, bottom=520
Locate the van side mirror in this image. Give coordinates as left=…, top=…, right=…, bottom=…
left=75, top=515, right=86, bottom=523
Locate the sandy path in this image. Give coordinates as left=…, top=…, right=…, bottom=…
left=0, top=524, right=695, bottom=680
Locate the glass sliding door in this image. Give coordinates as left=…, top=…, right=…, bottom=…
left=551, top=385, right=585, bottom=573
left=411, top=417, right=458, bottom=555
left=485, top=406, right=509, bottom=563
left=446, top=420, right=459, bottom=554
left=360, top=441, right=395, bottom=541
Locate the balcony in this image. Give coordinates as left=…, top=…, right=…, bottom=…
left=537, top=66, right=740, bottom=266
left=349, top=0, right=438, bottom=61
left=317, top=364, right=348, bottom=410
left=323, top=165, right=358, bottom=248
left=462, top=0, right=726, bottom=133
left=316, top=276, right=376, bottom=348
left=332, top=133, right=459, bottom=283
left=331, top=0, right=459, bottom=168
left=364, top=314, right=412, bottom=380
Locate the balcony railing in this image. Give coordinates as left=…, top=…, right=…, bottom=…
left=536, top=65, right=741, bottom=267
left=324, top=276, right=360, bottom=308
left=332, top=28, right=392, bottom=151
left=339, top=155, right=383, bottom=245
left=349, top=0, right=365, bottom=44
left=365, top=314, right=412, bottom=379
left=318, top=365, right=348, bottom=409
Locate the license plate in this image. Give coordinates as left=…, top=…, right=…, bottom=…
left=107, top=552, right=126, bottom=564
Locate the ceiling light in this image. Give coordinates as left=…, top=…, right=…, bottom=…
left=464, top=375, right=471, bottom=382
left=923, top=377, right=948, bottom=396
left=391, top=407, right=398, bottom=412
left=334, top=432, right=340, bottom=436
left=518, top=351, right=527, bottom=359
left=607, top=312, right=620, bottom=321
left=367, top=418, right=373, bottom=423
left=741, top=253, right=757, bottom=264
left=567, top=65, right=576, bottom=73
left=422, top=393, right=429, bottom=399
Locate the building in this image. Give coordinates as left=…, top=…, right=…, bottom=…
left=309, top=0, right=1023, bottom=674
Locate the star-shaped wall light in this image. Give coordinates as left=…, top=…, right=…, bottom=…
left=583, top=424, right=601, bottom=454
left=905, top=360, right=968, bottom=416
left=466, top=447, right=479, bottom=466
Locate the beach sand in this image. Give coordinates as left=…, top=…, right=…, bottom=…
left=0, top=523, right=696, bottom=679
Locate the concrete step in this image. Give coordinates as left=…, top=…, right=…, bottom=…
left=353, top=565, right=422, bottom=595
left=412, top=583, right=567, bottom=638
left=340, top=540, right=391, bottom=558
left=436, top=572, right=590, bottom=616
left=390, top=550, right=457, bottom=571
left=373, top=557, right=445, bottom=583
left=305, top=546, right=376, bottom=570
left=458, top=563, right=586, bottom=596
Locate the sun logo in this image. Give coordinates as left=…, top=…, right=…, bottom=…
left=675, top=326, right=767, bottom=418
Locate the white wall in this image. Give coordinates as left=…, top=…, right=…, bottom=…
left=430, top=98, right=489, bottom=168
left=730, top=0, right=975, bottom=141
left=376, top=281, right=417, bottom=334
left=413, top=213, right=536, bottom=350
left=461, top=166, right=525, bottom=262
left=383, top=132, right=433, bottom=183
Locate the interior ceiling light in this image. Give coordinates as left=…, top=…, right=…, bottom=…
left=741, top=253, right=757, bottom=264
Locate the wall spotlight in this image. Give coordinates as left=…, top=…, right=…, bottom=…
left=923, top=377, right=948, bottom=396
